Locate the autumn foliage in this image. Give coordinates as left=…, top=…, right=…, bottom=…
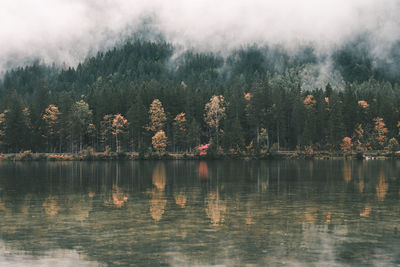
left=4, top=39, right=400, bottom=155
left=197, top=143, right=210, bottom=156
left=341, top=137, right=353, bottom=152
left=373, top=117, right=388, bottom=149
left=358, top=100, right=369, bottom=109
left=204, top=95, right=226, bottom=146
left=42, top=104, right=61, bottom=151
left=112, top=114, right=129, bottom=152
left=152, top=130, right=167, bottom=154
left=147, top=99, right=167, bottom=133
left=303, top=94, right=316, bottom=108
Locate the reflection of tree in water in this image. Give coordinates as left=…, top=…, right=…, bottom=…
left=103, top=185, right=128, bottom=208
left=152, top=163, right=166, bottom=191
left=150, top=162, right=167, bottom=221
left=0, top=195, right=9, bottom=213
left=308, top=160, right=314, bottom=177
left=43, top=195, right=59, bottom=216
left=199, top=162, right=209, bottom=179
left=150, top=189, right=167, bottom=221
left=112, top=185, right=128, bottom=208
left=205, top=191, right=226, bottom=225
left=66, top=195, right=93, bottom=221
left=42, top=194, right=94, bottom=220
left=20, top=194, right=31, bottom=216
left=360, top=205, right=371, bottom=217
left=326, top=212, right=331, bottom=224
left=376, top=172, right=388, bottom=202
left=245, top=198, right=255, bottom=225
left=102, top=163, right=129, bottom=208
left=343, top=161, right=352, bottom=183
left=174, top=192, right=187, bottom=208
left=0, top=161, right=399, bottom=266
left=304, top=208, right=317, bottom=224
left=357, top=165, right=364, bottom=193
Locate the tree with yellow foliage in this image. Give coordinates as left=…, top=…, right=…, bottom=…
left=147, top=99, right=167, bottom=133
left=42, top=104, right=61, bottom=152
left=204, top=95, right=226, bottom=147
left=152, top=130, right=167, bottom=154
left=112, top=114, right=129, bottom=152
left=147, top=99, right=168, bottom=154
left=341, top=137, right=353, bottom=152
left=373, top=117, right=388, bottom=149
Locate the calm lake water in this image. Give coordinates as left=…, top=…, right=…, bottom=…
left=0, top=160, right=399, bottom=266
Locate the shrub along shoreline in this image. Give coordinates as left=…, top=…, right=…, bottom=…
left=0, top=150, right=399, bottom=161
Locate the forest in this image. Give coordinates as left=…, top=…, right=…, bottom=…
left=1, top=37, right=400, bottom=155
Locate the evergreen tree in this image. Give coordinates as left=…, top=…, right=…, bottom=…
left=4, top=94, right=30, bottom=152
left=173, top=113, right=187, bottom=152
left=70, top=100, right=93, bottom=152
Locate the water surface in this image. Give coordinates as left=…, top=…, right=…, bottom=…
left=0, top=160, right=399, bottom=266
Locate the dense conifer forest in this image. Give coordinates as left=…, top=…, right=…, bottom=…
left=1, top=38, right=400, bottom=154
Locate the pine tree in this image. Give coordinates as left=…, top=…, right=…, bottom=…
left=101, top=114, right=114, bottom=151
left=127, top=94, right=148, bottom=151
left=4, top=95, right=30, bottom=152
left=70, top=100, right=92, bottom=152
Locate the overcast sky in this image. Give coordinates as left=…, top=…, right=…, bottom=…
left=1, top=0, right=399, bottom=72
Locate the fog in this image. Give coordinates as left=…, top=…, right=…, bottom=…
left=1, top=0, right=399, bottom=73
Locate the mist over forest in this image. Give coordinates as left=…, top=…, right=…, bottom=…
left=1, top=1, right=400, bottom=154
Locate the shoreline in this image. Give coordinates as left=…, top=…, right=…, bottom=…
left=0, top=150, right=399, bottom=161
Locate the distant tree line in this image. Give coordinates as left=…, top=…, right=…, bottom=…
left=1, top=39, right=400, bottom=154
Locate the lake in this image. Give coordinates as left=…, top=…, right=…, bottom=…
left=0, top=160, right=399, bottom=266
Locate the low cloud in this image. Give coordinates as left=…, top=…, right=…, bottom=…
left=1, top=0, right=399, bottom=73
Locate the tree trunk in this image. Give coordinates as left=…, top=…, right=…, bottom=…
left=277, top=124, right=280, bottom=151
left=80, top=134, right=82, bottom=152
left=256, top=127, right=260, bottom=148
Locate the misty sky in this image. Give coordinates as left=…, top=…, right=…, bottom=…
left=1, top=0, right=400, bottom=72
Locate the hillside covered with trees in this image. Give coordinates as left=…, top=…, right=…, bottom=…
left=1, top=38, right=400, bottom=155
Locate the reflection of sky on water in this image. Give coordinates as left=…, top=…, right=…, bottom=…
left=0, top=160, right=399, bottom=266
left=0, top=241, right=102, bottom=267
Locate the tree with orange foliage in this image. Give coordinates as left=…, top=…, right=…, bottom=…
left=341, top=137, right=353, bottom=152
left=152, top=130, right=167, bottom=154
left=147, top=99, right=168, bottom=154
left=357, top=100, right=369, bottom=109
left=303, top=94, right=316, bottom=108
left=147, top=99, right=167, bottom=133
left=112, top=114, right=129, bottom=152
left=204, top=95, right=226, bottom=147
left=42, top=104, right=61, bottom=152
left=373, top=117, right=388, bottom=149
